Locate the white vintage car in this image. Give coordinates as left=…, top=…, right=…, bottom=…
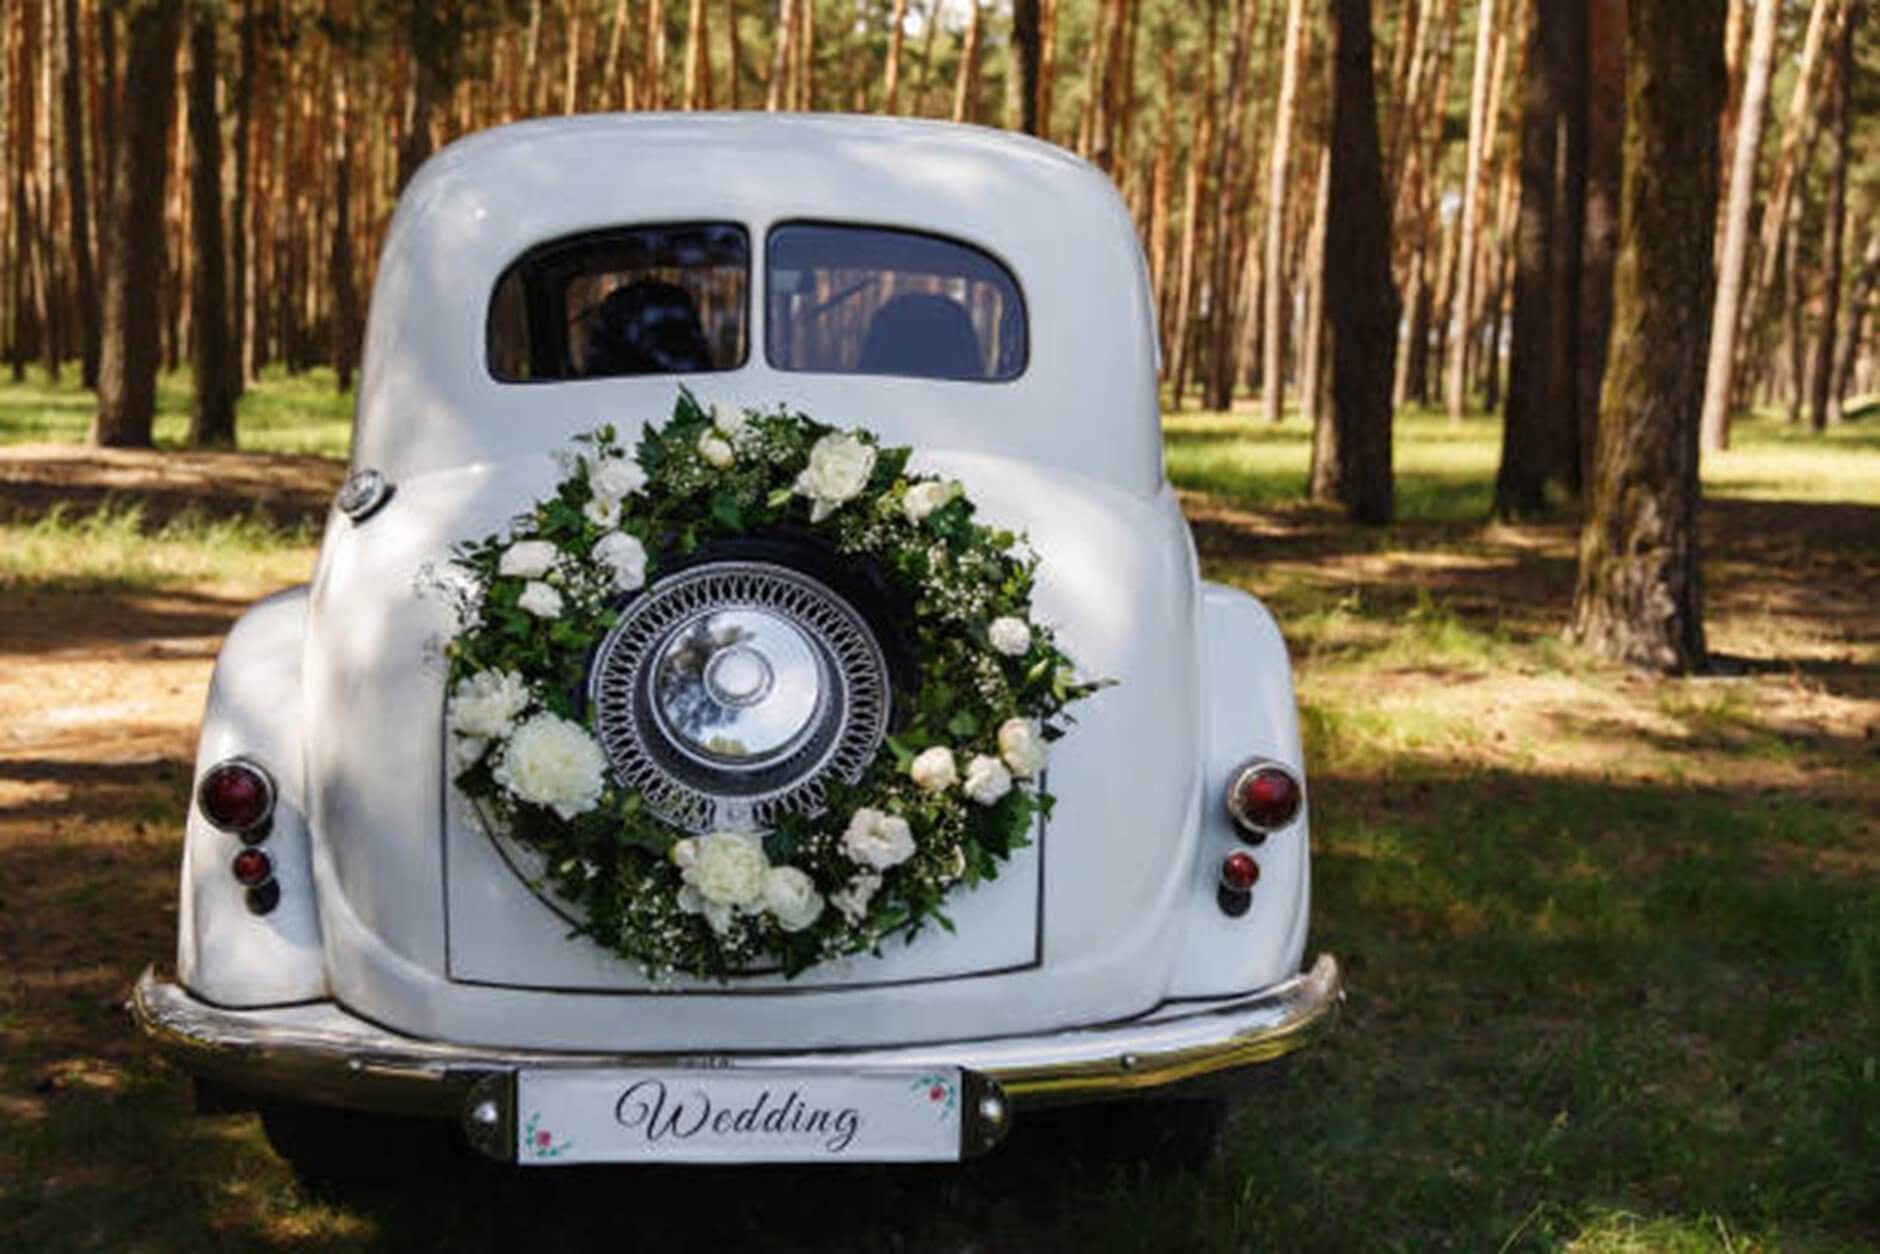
left=132, top=114, right=1339, bottom=1175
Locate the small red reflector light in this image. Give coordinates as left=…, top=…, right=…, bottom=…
left=1226, top=762, right=1302, bottom=836
left=197, top=760, right=275, bottom=833
left=1220, top=850, right=1261, bottom=892
left=231, top=848, right=273, bottom=887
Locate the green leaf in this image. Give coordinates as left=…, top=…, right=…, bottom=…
left=946, top=710, right=980, bottom=737
left=710, top=491, right=742, bottom=529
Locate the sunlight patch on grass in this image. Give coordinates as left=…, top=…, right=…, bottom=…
left=0, top=364, right=352, bottom=459
left=0, top=500, right=317, bottom=594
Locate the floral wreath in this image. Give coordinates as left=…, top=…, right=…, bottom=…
left=432, top=391, right=1102, bottom=981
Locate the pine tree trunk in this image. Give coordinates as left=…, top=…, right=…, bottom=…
left=186, top=9, right=234, bottom=444
left=1314, top=0, right=1396, bottom=524
left=92, top=0, right=181, bottom=448
left=1577, top=0, right=1626, bottom=496
left=1204, top=0, right=1258, bottom=412
left=1494, top=0, right=1586, bottom=518
left=951, top=1, right=981, bottom=124
left=1010, top=0, right=1040, bottom=134
left=232, top=0, right=254, bottom=393
left=1298, top=150, right=1331, bottom=430
left=1569, top=0, right=1721, bottom=673
left=882, top=0, right=907, bottom=113
left=61, top=0, right=100, bottom=386
left=1262, top=0, right=1305, bottom=423
left=684, top=0, right=711, bottom=108
left=1698, top=0, right=1778, bottom=453
left=645, top=0, right=667, bottom=109
left=1036, top=0, right=1057, bottom=140
left=724, top=0, right=740, bottom=107
left=766, top=0, right=792, bottom=110
left=1829, top=214, right=1878, bottom=424
left=1808, top=0, right=1854, bottom=432
left=1446, top=0, right=1495, bottom=421
left=330, top=26, right=358, bottom=395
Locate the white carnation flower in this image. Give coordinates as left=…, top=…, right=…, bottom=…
left=447, top=668, right=532, bottom=738
left=962, top=754, right=1013, bottom=806
left=908, top=745, right=958, bottom=793
left=830, top=872, right=883, bottom=924
left=698, top=433, right=735, bottom=469
left=493, top=712, right=607, bottom=819
left=841, top=807, right=916, bottom=870
left=763, top=865, right=825, bottom=932
left=685, top=831, right=770, bottom=907
left=997, top=717, right=1049, bottom=779
left=988, top=616, right=1033, bottom=657
left=447, top=734, right=489, bottom=775
left=499, top=539, right=558, bottom=579
left=591, top=531, right=649, bottom=593
left=795, top=432, right=877, bottom=522
left=517, top=580, right=564, bottom=619
left=583, top=495, right=622, bottom=528
left=902, top=480, right=957, bottom=525
left=589, top=457, right=647, bottom=500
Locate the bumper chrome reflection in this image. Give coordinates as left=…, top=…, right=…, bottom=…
left=131, top=954, right=1341, bottom=1120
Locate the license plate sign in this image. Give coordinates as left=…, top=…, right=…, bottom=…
left=513, top=1067, right=966, bottom=1164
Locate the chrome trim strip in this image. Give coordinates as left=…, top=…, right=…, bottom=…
left=131, top=956, right=1340, bottom=1120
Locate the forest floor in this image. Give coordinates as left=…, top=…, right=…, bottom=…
left=0, top=373, right=1875, bottom=1252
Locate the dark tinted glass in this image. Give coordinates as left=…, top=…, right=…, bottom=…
left=766, top=224, right=1026, bottom=382
left=488, top=223, right=748, bottom=381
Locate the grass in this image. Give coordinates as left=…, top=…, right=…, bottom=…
left=0, top=363, right=354, bottom=458
left=0, top=374, right=1875, bottom=1250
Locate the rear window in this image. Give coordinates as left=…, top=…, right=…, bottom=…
left=765, top=223, right=1026, bottom=382
left=488, top=223, right=749, bottom=381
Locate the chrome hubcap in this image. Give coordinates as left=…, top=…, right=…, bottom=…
left=651, top=610, right=823, bottom=768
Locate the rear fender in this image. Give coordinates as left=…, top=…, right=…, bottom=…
left=177, top=587, right=328, bottom=1006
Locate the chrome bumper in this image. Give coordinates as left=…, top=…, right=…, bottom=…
left=132, top=955, right=1340, bottom=1126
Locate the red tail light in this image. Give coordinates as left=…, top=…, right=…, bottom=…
left=1219, top=850, right=1261, bottom=892
left=197, top=759, right=275, bottom=836
left=231, top=848, right=274, bottom=887
left=1225, top=761, right=1302, bottom=839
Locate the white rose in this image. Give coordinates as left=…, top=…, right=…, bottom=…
left=763, top=866, right=825, bottom=932
left=829, top=873, right=883, bottom=924
left=698, top=433, right=735, bottom=469
left=583, top=495, right=621, bottom=528
left=988, top=616, right=1033, bottom=657
left=902, top=480, right=957, bottom=525
left=590, top=457, right=647, bottom=500
left=493, top=712, right=607, bottom=819
left=997, top=717, right=1049, bottom=779
left=677, top=884, right=737, bottom=936
left=794, top=433, right=877, bottom=522
left=499, top=539, right=558, bottom=579
left=686, top=831, right=770, bottom=907
left=670, top=836, right=699, bottom=871
left=713, top=407, right=749, bottom=440
left=841, top=807, right=916, bottom=870
left=962, top=754, right=1013, bottom=806
left=591, top=531, right=649, bottom=593
left=447, top=668, right=532, bottom=738
left=908, top=745, right=958, bottom=793
left=942, top=845, right=967, bottom=882
left=517, top=580, right=563, bottom=619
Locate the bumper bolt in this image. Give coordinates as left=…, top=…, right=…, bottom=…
left=977, top=1094, right=1006, bottom=1126
left=470, top=1098, right=501, bottom=1128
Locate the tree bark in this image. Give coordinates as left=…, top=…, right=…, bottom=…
left=93, top=0, right=182, bottom=448
left=232, top=0, right=254, bottom=393
left=329, top=21, right=358, bottom=395
left=1829, top=213, right=1879, bottom=424
left=645, top=0, right=667, bottom=109
left=766, top=0, right=792, bottom=110
left=1010, top=0, right=1040, bottom=134
left=684, top=0, right=711, bottom=109
left=1494, top=0, right=1587, bottom=518
left=1313, top=0, right=1397, bottom=525
left=951, top=1, right=982, bottom=124
left=1446, top=0, right=1495, bottom=422
left=1036, top=0, right=1057, bottom=141
left=1577, top=0, right=1626, bottom=496
left=1808, top=0, right=1854, bottom=432
left=186, top=8, right=235, bottom=444
left=1298, top=150, right=1331, bottom=431
left=1262, top=0, right=1305, bottom=423
left=882, top=0, right=907, bottom=113
left=1698, top=0, right=1778, bottom=453
left=61, top=0, right=100, bottom=386
left=1569, top=0, right=1721, bottom=673
left=1204, top=0, right=1258, bottom=412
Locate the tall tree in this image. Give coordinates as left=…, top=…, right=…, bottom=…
left=1446, top=0, right=1497, bottom=422
left=1569, top=0, right=1722, bottom=672
left=61, top=0, right=100, bottom=386
left=186, top=5, right=234, bottom=444
left=1698, top=0, right=1779, bottom=453
left=1494, top=0, right=1587, bottom=517
left=329, top=15, right=359, bottom=395
left=1204, top=0, right=1258, bottom=412
left=1808, top=0, right=1855, bottom=432
left=1011, top=0, right=1041, bottom=135
left=684, top=0, right=711, bottom=108
left=882, top=0, right=907, bottom=113
left=951, top=1, right=982, bottom=124
left=1261, top=0, right=1305, bottom=423
left=92, top=0, right=183, bottom=448
left=1313, top=0, right=1397, bottom=524
left=1576, top=0, right=1626, bottom=492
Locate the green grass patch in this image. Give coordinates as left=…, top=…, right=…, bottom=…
left=0, top=499, right=317, bottom=594
left=0, top=363, right=353, bottom=458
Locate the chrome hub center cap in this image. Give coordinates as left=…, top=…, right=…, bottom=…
left=652, top=610, right=823, bottom=767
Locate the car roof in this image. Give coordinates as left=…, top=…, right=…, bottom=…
left=353, top=114, right=1162, bottom=496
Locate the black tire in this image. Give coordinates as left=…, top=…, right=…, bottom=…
left=259, top=1101, right=472, bottom=1191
